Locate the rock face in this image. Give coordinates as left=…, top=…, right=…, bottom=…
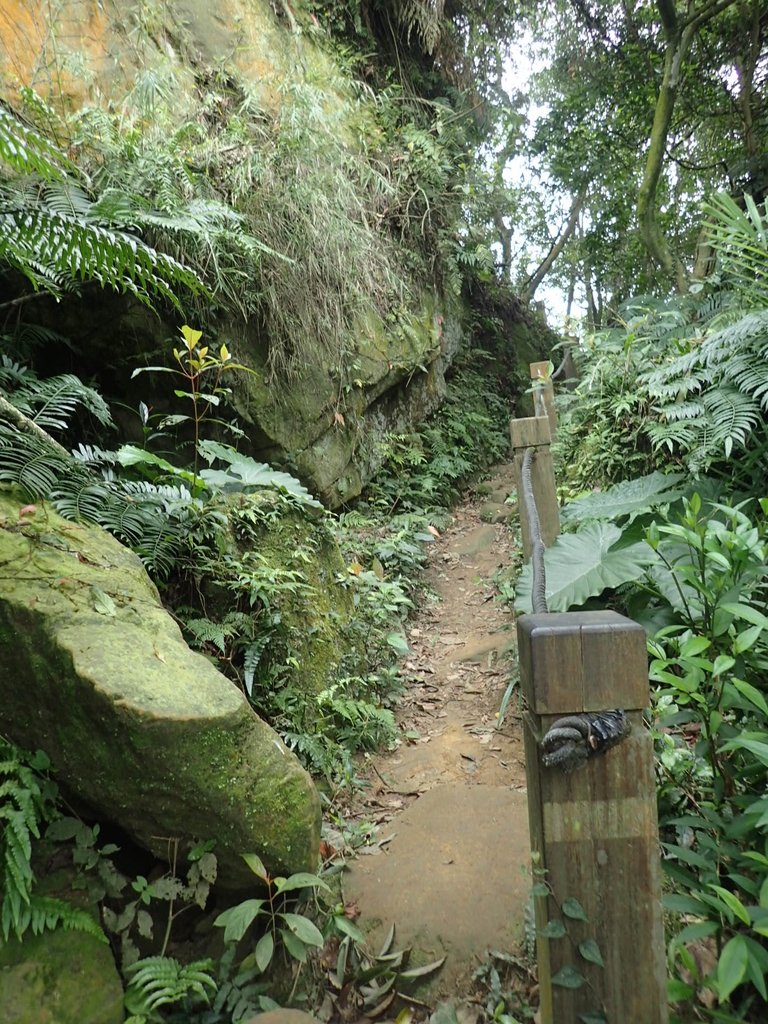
left=0, top=490, right=321, bottom=888
left=0, top=925, right=124, bottom=1024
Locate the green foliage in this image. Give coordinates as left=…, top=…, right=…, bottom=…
left=0, top=105, right=204, bottom=308
left=363, top=362, right=510, bottom=513
left=514, top=520, right=656, bottom=614
left=0, top=357, right=113, bottom=432
left=0, top=738, right=106, bottom=944
left=123, top=956, right=217, bottom=1023
left=132, top=325, right=251, bottom=478
left=214, top=853, right=327, bottom=973
left=635, top=497, right=768, bottom=1018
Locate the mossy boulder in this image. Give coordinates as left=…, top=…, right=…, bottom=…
left=0, top=924, right=124, bottom=1024
left=0, top=489, right=321, bottom=889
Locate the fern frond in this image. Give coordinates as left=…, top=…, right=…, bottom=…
left=124, top=956, right=217, bottom=1013
left=29, top=895, right=107, bottom=940
left=0, top=104, right=73, bottom=180
left=0, top=424, right=72, bottom=497
left=2, top=371, right=114, bottom=432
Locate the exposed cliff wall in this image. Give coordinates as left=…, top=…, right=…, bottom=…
left=0, top=1, right=544, bottom=505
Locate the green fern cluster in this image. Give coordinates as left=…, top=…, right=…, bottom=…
left=0, top=737, right=103, bottom=943
left=644, top=308, right=768, bottom=477
left=0, top=427, right=190, bottom=577
left=123, top=955, right=217, bottom=1022
left=0, top=105, right=204, bottom=308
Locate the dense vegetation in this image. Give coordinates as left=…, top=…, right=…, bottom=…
left=2, top=0, right=768, bottom=1022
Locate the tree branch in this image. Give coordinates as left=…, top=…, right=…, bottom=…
left=0, top=395, right=72, bottom=458
left=522, top=187, right=586, bottom=301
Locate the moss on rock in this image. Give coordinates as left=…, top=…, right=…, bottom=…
left=0, top=490, right=321, bottom=889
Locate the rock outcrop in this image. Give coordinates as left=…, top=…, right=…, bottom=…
left=0, top=490, right=321, bottom=888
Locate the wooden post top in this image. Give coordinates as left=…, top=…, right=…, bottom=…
left=517, top=611, right=649, bottom=714
left=510, top=416, right=551, bottom=449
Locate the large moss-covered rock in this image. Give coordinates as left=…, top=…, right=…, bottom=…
left=0, top=490, right=321, bottom=889
left=0, top=925, right=124, bottom=1024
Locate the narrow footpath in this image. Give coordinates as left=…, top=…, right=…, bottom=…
left=340, top=463, right=533, bottom=1004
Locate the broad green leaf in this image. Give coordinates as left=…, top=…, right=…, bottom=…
left=242, top=853, right=268, bottom=881
left=541, top=918, right=566, bottom=939
left=721, top=603, right=768, bottom=631
left=708, top=885, right=750, bottom=925
left=255, top=930, right=274, bottom=973
left=560, top=472, right=685, bottom=524
left=551, top=965, right=586, bottom=988
left=578, top=939, right=604, bottom=967
left=334, top=915, right=365, bottom=942
left=717, top=936, right=749, bottom=1002
left=721, top=734, right=768, bottom=767
left=45, top=817, right=81, bottom=841
left=562, top=897, right=588, bottom=921
left=386, top=632, right=409, bottom=656
left=733, top=626, right=763, bottom=655
left=90, top=586, right=116, bottom=617
left=578, top=1014, right=607, bottom=1024
left=197, top=440, right=322, bottom=508
left=279, top=926, right=308, bottom=962
left=273, top=872, right=329, bottom=893
left=515, top=523, right=655, bottom=613
left=115, top=445, right=198, bottom=485
left=181, top=325, right=203, bottom=349
left=731, top=678, right=768, bottom=715
left=214, top=899, right=264, bottom=943
left=279, top=912, right=324, bottom=947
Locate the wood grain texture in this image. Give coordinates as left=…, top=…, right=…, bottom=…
left=510, top=417, right=560, bottom=557
left=530, top=361, right=558, bottom=437
left=518, top=612, right=667, bottom=1024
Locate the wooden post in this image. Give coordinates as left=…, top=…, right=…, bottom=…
left=518, top=611, right=667, bottom=1024
left=510, top=417, right=560, bottom=559
left=530, top=360, right=557, bottom=437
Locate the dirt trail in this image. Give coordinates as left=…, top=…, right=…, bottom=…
left=341, top=463, right=532, bottom=1002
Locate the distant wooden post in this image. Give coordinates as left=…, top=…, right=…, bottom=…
left=530, top=360, right=557, bottom=437
left=510, top=417, right=560, bottom=559
left=517, top=611, right=668, bottom=1024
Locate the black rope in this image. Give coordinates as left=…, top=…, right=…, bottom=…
left=540, top=710, right=631, bottom=772
left=521, top=446, right=548, bottom=614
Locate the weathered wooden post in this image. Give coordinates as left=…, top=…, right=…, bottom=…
left=510, top=417, right=560, bottom=559
left=530, top=360, right=557, bottom=437
left=517, top=611, right=667, bottom=1024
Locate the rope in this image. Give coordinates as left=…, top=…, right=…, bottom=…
left=550, top=351, right=570, bottom=381
left=540, top=710, right=630, bottom=772
left=521, top=446, right=548, bottom=614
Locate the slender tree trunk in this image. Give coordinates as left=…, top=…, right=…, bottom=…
left=522, top=187, right=586, bottom=301
left=637, top=0, right=738, bottom=291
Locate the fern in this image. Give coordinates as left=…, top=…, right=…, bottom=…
left=123, top=956, right=217, bottom=1021
left=0, top=358, right=113, bottom=432
left=0, top=737, right=93, bottom=943
left=0, top=104, right=206, bottom=308
left=0, top=423, right=189, bottom=577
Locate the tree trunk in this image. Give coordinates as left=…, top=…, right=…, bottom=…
left=522, top=187, right=586, bottom=301
left=637, top=0, right=738, bottom=291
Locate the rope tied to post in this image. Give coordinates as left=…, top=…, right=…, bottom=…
left=521, top=446, right=548, bottom=615
left=540, top=709, right=631, bottom=772
left=518, top=432, right=632, bottom=772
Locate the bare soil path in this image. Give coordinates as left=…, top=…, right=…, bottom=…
left=339, top=463, right=533, bottom=1007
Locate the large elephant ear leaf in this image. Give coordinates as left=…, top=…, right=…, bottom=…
left=560, top=471, right=686, bottom=525
left=514, top=522, right=657, bottom=613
